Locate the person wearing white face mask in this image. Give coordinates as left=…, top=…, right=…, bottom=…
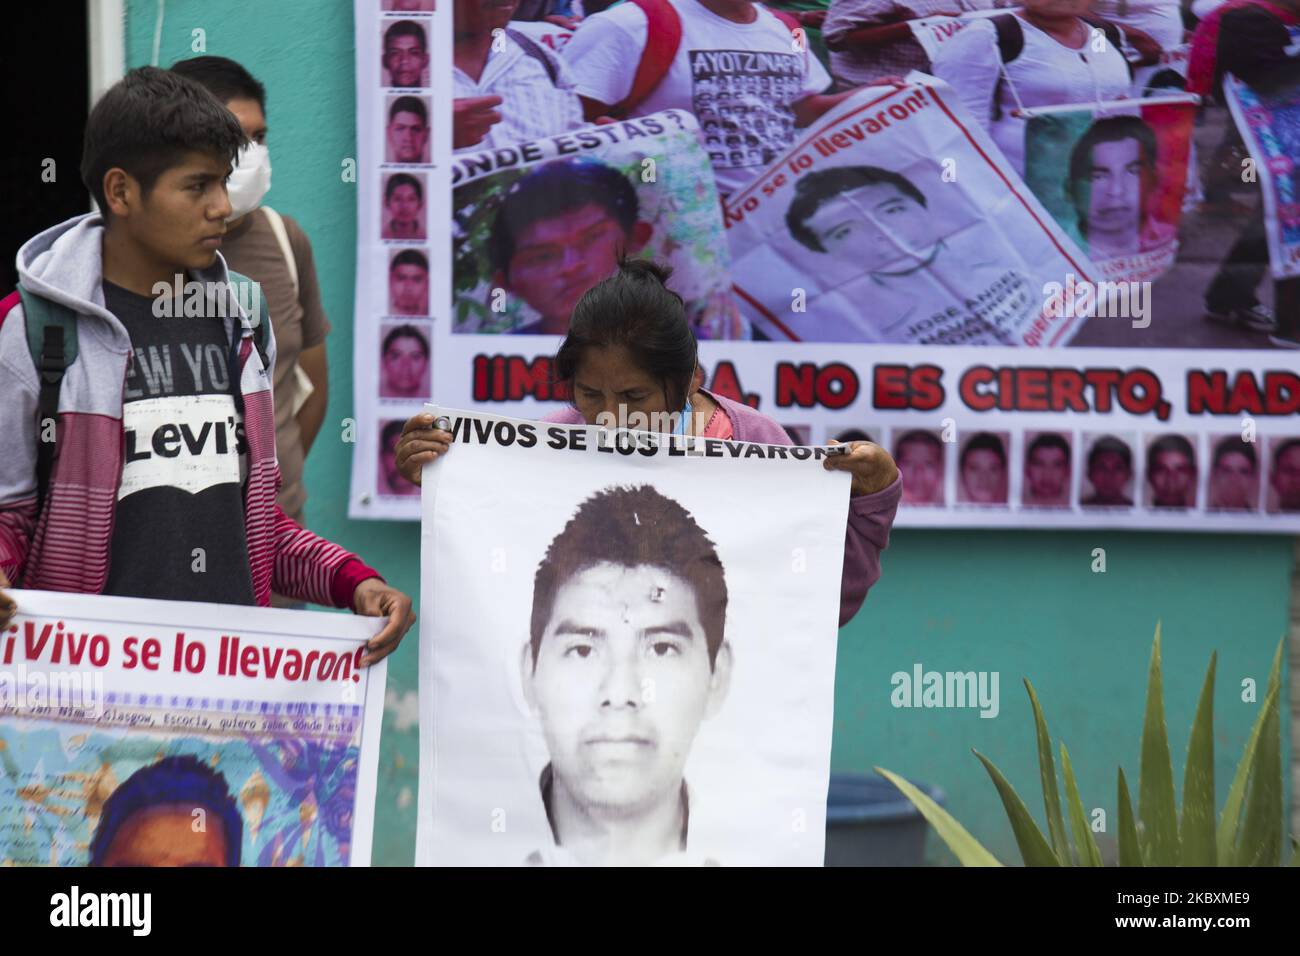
left=171, top=57, right=333, bottom=558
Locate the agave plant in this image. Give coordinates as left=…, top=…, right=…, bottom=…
left=877, top=625, right=1295, bottom=866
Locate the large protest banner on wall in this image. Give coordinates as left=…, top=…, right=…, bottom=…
left=1224, top=71, right=1300, bottom=280
left=416, top=409, right=847, bottom=865
left=349, top=9, right=1300, bottom=532
left=0, top=591, right=386, bottom=866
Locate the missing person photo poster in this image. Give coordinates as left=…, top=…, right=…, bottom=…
left=415, top=408, right=848, bottom=866
left=348, top=8, right=1300, bottom=534
left=0, top=591, right=387, bottom=867
left=350, top=0, right=450, bottom=518
left=1022, top=97, right=1198, bottom=285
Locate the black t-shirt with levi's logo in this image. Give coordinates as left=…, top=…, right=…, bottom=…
left=102, top=280, right=255, bottom=604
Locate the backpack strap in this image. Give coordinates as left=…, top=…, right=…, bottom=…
left=612, top=0, right=685, bottom=119
left=1082, top=16, right=1135, bottom=78
left=225, top=270, right=269, bottom=360
left=505, top=28, right=561, bottom=86
left=992, top=13, right=1025, bottom=64
left=15, top=285, right=79, bottom=516
left=990, top=14, right=1024, bottom=122
left=260, top=206, right=299, bottom=301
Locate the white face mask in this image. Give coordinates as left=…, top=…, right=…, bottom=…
left=226, top=141, right=272, bottom=220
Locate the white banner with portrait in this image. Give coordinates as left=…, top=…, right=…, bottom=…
left=415, top=408, right=848, bottom=865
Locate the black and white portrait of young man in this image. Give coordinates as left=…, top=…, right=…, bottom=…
left=416, top=411, right=851, bottom=867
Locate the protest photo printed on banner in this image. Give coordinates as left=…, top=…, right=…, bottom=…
left=955, top=430, right=1011, bottom=507
left=417, top=411, right=848, bottom=866
left=450, top=111, right=744, bottom=338
left=382, top=171, right=429, bottom=241
left=892, top=427, right=947, bottom=508
left=1080, top=430, right=1138, bottom=509
left=379, top=320, right=433, bottom=400
left=381, top=17, right=431, bottom=88
left=388, top=246, right=431, bottom=317
left=385, top=93, right=433, bottom=164
left=1022, top=99, right=1196, bottom=289
left=1142, top=431, right=1200, bottom=511
left=1265, top=435, right=1300, bottom=514
left=348, top=0, right=1300, bottom=533
left=378, top=418, right=421, bottom=496
left=0, top=592, right=386, bottom=867
left=1206, top=432, right=1263, bottom=513
left=725, top=79, right=1094, bottom=346
left=1021, top=430, right=1074, bottom=509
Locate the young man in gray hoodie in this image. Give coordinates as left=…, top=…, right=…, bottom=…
left=0, top=67, right=412, bottom=665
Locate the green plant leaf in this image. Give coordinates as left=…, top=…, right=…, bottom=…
left=1218, top=638, right=1284, bottom=864
left=973, top=750, right=1060, bottom=866
left=874, top=768, right=1003, bottom=867
left=1117, top=766, right=1143, bottom=867
left=1026, top=679, right=1072, bottom=865
left=1138, top=623, right=1179, bottom=866
left=1236, top=680, right=1283, bottom=866
left=1060, top=743, right=1103, bottom=866
left=1179, top=652, right=1217, bottom=866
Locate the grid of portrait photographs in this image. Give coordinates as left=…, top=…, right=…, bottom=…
left=360, top=0, right=439, bottom=504
left=808, top=425, right=1300, bottom=520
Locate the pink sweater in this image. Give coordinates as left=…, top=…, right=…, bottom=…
left=546, top=391, right=903, bottom=627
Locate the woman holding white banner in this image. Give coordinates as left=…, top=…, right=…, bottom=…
left=395, top=258, right=903, bottom=627
left=929, top=0, right=1135, bottom=175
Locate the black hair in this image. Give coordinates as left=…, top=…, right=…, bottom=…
left=1274, top=438, right=1300, bottom=465
left=170, top=55, right=267, bottom=111
left=384, top=19, right=427, bottom=52
left=89, top=755, right=241, bottom=866
left=382, top=323, right=430, bottom=357
left=835, top=429, right=873, bottom=444
left=1070, top=116, right=1158, bottom=184
left=960, top=432, right=1007, bottom=470
left=1088, top=435, right=1132, bottom=472
left=1027, top=432, right=1071, bottom=462
left=787, top=165, right=928, bottom=253
left=388, top=95, right=428, bottom=125
left=390, top=249, right=429, bottom=272
left=555, top=258, right=697, bottom=414
left=894, top=429, right=942, bottom=457
left=1146, top=434, right=1195, bottom=474
left=488, top=158, right=639, bottom=279
left=81, top=66, right=247, bottom=214
left=1068, top=116, right=1158, bottom=235
left=385, top=172, right=423, bottom=204
left=529, top=485, right=727, bottom=670
left=1212, top=435, right=1257, bottom=470
left=381, top=419, right=406, bottom=449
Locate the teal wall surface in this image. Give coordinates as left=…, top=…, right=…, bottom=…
left=124, top=0, right=1293, bottom=866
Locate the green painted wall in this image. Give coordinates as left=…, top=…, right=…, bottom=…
left=124, top=0, right=1292, bottom=866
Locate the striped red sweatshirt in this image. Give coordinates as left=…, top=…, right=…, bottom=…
left=0, top=213, right=378, bottom=608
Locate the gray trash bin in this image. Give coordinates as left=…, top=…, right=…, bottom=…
left=824, top=772, right=946, bottom=866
